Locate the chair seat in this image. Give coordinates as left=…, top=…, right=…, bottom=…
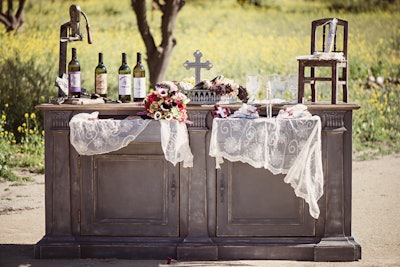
left=297, top=58, right=347, bottom=65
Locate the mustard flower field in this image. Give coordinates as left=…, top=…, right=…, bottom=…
left=0, top=0, right=399, bottom=179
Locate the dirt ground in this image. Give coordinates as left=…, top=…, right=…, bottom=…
left=0, top=154, right=399, bottom=267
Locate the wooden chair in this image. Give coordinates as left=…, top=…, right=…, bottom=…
left=297, top=18, right=348, bottom=104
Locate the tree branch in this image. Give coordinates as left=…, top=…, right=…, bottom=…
left=0, top=13, right=11, bottom=28
left=153, top=0, right=163, bottom=12
left=131, top=0, right=157, bottom=54
left=160, top=0, right=184, bottom=48
left=131, top=0, right=185, bottom=86
left=16, top=0, right=26, bottom=20
left=7, top=0, right=12, bottom=16
left=0, top=0, right=26, bottom=31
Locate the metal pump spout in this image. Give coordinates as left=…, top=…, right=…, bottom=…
left=63, top=5, right=92, bottom=44
left=57, top=5, right=92, bottom=96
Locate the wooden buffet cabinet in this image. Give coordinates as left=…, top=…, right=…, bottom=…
left=34, top=102, right=361, bottom=261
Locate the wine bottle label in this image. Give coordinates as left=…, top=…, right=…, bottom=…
left=133, top=77, right=146, bottom=98
left=95, top=74, right=108, bottom=94
left=118, top=74, right=131, bottom=95
left=69, top=71, right=81, bottom=92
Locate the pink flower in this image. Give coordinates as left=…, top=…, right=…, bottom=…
left=157, top=88, right=168, bottom=97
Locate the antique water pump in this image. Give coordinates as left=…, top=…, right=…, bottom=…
left=57, top=5, right=92, bottom=97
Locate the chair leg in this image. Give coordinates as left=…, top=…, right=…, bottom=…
left=298, top=62, right=305, bottom=103
left=343, top=84, right=348, bottom=103
left=342, top=67, right=348, bottom=102
left=311, top=67, right=316, bottom=102
left=331, top=62, right=338, bottom=104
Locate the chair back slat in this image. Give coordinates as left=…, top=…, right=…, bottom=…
left=322, top=25, right=326, bottom=52
left=311, top=18, right=348, bottom=58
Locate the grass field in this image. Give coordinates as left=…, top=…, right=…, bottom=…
left=0, top=0, right=399, bottom=180
left=2, top=0, right=398, bottom=91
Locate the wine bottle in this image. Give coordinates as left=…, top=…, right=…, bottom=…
left=118, top=53, right=132, bottom=102
left=68, top=47, right=81, bottom=98
left=94, top=52, right=107, bottom=97
left=133, top=52, right=146, bottom=102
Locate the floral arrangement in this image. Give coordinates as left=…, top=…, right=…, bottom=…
left=192, top=75, right=248, bottom=103
left=143, top=81, right=191, bottom=123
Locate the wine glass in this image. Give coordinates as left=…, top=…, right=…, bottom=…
left=267, top=74, right=283, bottom=100
left=286, top=75, right=298, bottom=103
left=246, top=75, right=260, bottom=103
left=265, top=80, right=273, bottom=118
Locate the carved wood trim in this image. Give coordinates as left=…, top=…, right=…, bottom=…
left=187, top=110, right=208, bottom=128
left=51, top=111, right=71, bottom=130
left=323, top=111, right=345, bottom=130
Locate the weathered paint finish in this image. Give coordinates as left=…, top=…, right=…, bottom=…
left=34, top=103, right=361, bottom=261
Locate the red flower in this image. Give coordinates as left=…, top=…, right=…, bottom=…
left=147, top=94, right=159, bottom=103
left=145, top=93, right=159, bottom=110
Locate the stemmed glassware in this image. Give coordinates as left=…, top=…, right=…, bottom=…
left=246, top=75, right=260, bottom=103
left=267, top=74, right=285, bottom=99
left=286, top=74, right=298, bottom=103
left=267, top=74, right=298, bottom=103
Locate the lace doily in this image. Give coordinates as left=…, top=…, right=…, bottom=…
left=69, top=112, right=193, bottom=168
left=209, top=117, right=323, bottom=219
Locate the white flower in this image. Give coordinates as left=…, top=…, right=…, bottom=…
left=154, top=111, right=162, bottom=120
left=165, top=114, right=173, bottom=121
left=157, top=88, right=168, bottom=97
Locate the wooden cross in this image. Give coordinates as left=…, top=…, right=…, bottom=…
left=183, top=50, right=213, bottom=84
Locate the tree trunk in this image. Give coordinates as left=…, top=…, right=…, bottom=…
left=131, top=0, right=185, bottom=88
left=0, top=0, right=26, bottom=32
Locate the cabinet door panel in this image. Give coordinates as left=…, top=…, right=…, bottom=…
left=81, top=152, right=179, bottom=237
left=217, top=162, right=315, bottom=237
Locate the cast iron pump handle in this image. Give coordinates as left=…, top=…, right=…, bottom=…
left=58, top=4, right=93, bottom=92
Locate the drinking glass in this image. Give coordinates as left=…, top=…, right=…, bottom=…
left=267, top=74, right=284, bottom=99
left=286, top=75, right=298, bottom=103
left=246, top=75, right=260, bottom=103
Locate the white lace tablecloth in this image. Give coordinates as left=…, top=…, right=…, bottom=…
left=209, top=117, right=323, bottom=219
left=69, top=112, right=193, bottom=168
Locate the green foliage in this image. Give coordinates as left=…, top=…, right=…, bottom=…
left=0, top=0, right=398, bottom=169
left=0, top=109, right=20, bottom=181
left=0, top=36, right=55, bottom=140
left=352, top=80, right=400, bottom=159
left=0, top=106, right=44, bottom=181
left=326, top=0, right=400, bottom=12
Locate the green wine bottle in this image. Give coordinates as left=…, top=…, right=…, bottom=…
left=68, top=47, right=81, bottom=98
left=118, top=53, right=132, bottom=103
left=94, top=52, right=107, bottom=97
left=133, top=52, right=146, bottom=102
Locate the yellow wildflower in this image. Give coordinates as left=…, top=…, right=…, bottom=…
left=30, top=113, right=36, bottom=119
left=24, top=113, right=29, bottom=119
left=4, top=104, right=8, bottom=108
left=1, top=115, right=5, bottom=121
left=17, top=126, right=22, bottom=132
left=29, top=129, right=34, bottom=135
left=22, top=123, right=26, bottom=127
left=41, top=130, right=45, bottom=136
